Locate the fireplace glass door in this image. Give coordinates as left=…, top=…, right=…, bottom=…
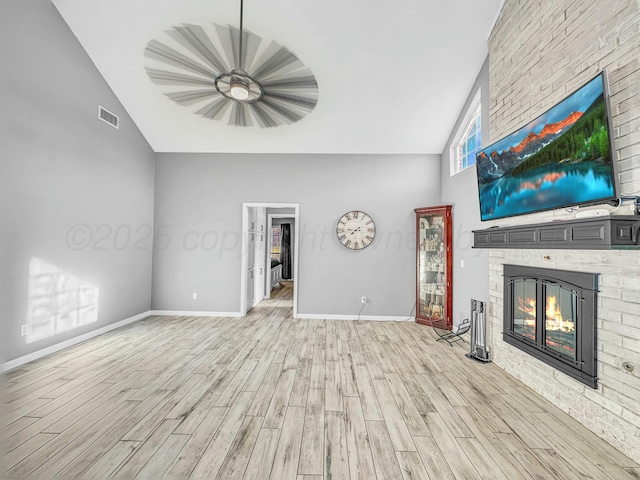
left=543, top=281, right=577, bottom=360
left=511, top=278, right=578, bottom=361
left=513, top=278, right=536, bottom=343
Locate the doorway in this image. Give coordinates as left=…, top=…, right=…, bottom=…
left=266, top=213, right=295, bottom=300
left=240, top=203, right=299, bottom=317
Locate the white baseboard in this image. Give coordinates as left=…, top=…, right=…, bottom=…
left=1, top=310, right=152, bottom=373
left=149, top=310, right=243, bottom=318
left=295, top=313, right=413, bottom=322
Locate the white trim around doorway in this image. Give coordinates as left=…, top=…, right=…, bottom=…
left=240, top=203, right=299, bottom=318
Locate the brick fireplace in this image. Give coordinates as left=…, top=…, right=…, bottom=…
left=486, top=246, right=640, bottom=462
left=483, top=0, right=640, bottom=463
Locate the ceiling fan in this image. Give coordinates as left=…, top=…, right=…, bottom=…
left=144, top=0, right=319, bottom=128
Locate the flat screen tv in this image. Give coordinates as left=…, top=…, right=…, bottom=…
left=475, top=71, right=618, bottom=221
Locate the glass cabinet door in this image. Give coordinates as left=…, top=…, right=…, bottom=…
left=415, top=205, right=452, bottom=329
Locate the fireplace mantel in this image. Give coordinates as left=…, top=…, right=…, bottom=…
left=473, top=216, right=640, bottom=250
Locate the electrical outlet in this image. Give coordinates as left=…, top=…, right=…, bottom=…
left=361, top=296, right=367, bottom=304
left=192, top=292, right=198, bottom=300
left=20, top=324, right=29, bottom=336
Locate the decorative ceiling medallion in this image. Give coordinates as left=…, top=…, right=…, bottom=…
left=144, top=22, right=319, bottom=128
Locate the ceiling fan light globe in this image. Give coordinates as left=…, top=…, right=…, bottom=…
left=230, top=82, right=250, bottom=101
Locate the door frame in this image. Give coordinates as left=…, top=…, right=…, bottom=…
left=240, top=202, right=299, bottom=317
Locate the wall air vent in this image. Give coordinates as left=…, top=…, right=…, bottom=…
left=98, top=105, right=119, bottom=129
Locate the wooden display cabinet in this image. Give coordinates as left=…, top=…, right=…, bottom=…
left=415, top=205, right=453, bottom=329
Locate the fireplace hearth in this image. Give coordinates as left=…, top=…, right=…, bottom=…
left=503, top=264, right=598, bottom=388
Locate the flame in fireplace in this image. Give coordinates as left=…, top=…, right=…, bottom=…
left=517, top=297, right=536, bottom=318
left=517, top=296, right=575, bottom=332
left=546, top=295, right=574, bottom=332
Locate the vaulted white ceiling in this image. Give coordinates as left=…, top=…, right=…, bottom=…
left=52, top=0, right=503, bottom=154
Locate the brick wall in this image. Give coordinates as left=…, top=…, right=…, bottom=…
left=487, top=0, right=640, bottom=461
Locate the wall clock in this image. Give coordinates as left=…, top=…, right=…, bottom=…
left=336, top=210, right=376, bottom=250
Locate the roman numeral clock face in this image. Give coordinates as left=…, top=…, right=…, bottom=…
left=336, top=211, right=376, bottom=250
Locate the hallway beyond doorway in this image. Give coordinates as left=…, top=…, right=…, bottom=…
left=259, top=280, right=293, bottom=309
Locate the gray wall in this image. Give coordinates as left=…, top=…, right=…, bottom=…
left=440, top=57, right=490, bottom=326
left=152, top=153, right=440, bottom=316
left=1, top=0, right=155, bottom=362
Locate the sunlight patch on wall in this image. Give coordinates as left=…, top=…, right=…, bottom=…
left=27, top=258, right=99, bottom=343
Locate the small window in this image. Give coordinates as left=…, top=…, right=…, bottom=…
left=450, top=90, right=482, bottom=175
left=271, top=226, right=281, bottom=262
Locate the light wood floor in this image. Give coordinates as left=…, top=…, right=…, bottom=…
left=3, top=282, right=639, bottom=479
